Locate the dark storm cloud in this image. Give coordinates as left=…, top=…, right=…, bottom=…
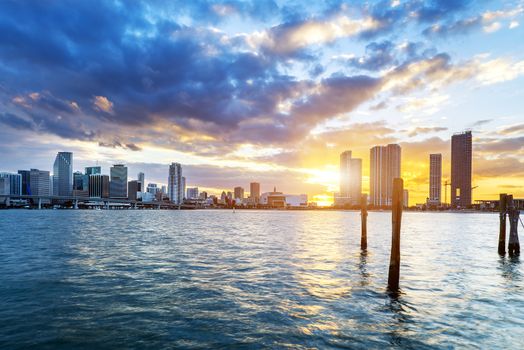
left=0, top=0, right=497, bottom=152
left=98, top=141, right=143, bottom=152
left=0, top=112, right=34, bottom=131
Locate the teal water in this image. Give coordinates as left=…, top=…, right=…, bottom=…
left=0, top=210, right=522, bottom=349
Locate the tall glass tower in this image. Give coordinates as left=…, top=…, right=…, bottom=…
left=53, top=152, right=73, bottom=196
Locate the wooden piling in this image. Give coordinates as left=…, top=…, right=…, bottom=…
left=388, top=178, right=403, bottom=292
left=507, top=195, right=520, bottom=256
left=361, top=194, right=368, bottom=250
left=498, top=193, right=507, bottom=255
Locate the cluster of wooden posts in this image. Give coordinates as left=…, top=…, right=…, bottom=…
left=360, top=178, right=404, bottom=294
left=359, top=187, right=521, bottom=295
left=498, top=193, right=521, bottom=256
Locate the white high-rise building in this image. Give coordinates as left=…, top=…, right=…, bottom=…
left=337, top=150, right=362, bottom=206
left=168, top=163, right=183, bottom=204
left=370, top=144, right=401, bottom=207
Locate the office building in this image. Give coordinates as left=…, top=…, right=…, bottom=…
left=234, top=186, right=244, bottom=200
left=337, top=150, right=362, bottom=206
left=186, top=187, right=199, bottom=199
left=128, top=180, right=140, bottom=201
left=451, top=131, right=472, bottom=208
left=52, top=152, right=73, bottom=196
left=428, top=154, right=442, bottom=206
left=403, top=189, right=409, bottom=208
left=250, top=182, right=260, bottom=204
left=0, top=177, right=9, bottom=195
left=168, top=163, right=183, bottom=204
left=182, top=176, right=186, bottom=200
left=89, top=174, right=109, bottom=198
left=85, top=166, right=101, bottom=176
left=73, top=171, right=88, bottom=197
left=370, top=144, right=401, bottom=207
left=29, top=169, right=51, bottom=196
left=147, top=183, right=159, bottom=195
left=137, top=172, right=145, bottom=191
left=109, top=164, right=128, bottom=198
left=0, top=173, right=22, bottom=195
left=18, top=170, right=31, bottom=195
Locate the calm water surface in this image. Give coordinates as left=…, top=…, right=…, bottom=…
left=0, top=210, right=523, bottom=349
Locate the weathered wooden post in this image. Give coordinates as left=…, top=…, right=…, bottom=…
left=361, top=194, right=368, bottom=250
left=498, top=193, right=507, bottom=255
left=507, top=195, right=520, bottom=256
left=388, top=178, right=403, bottom=293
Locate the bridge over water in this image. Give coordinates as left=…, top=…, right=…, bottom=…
left=0, top=195, right=182, bottom=209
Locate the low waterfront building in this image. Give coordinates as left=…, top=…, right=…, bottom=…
left=187, top=187, right=199, bottom=199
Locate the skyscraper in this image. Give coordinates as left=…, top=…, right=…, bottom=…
left=168, top=163, right=183, bottom=204
left=109, top=164, right=128, bottom=198
left=338, top=150, right=362, bottom=205
left=137, top=172, right=145, bottom=192
left=18, top=170, right=31, bottom=195
left=89, top=174, right=109, bottom=198
left=428, top=154, right=442, bottom=206
left=234, top=186, right=244, bottom=200
left=29, top=169, right=50, bottom=196
left=250, top=182, right=260, bottom=204
left=451, top=131, right=472, bottom=208
left=128, top=180, right=140, bottom=201
left=53, top=152, right=73, bottom=196
left=0, top=173, right=22, bottom=195
left=370, top=144, right=401, bottom=207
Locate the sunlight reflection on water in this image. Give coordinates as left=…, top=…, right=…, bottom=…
left=0, top=210, right=523, bottom=349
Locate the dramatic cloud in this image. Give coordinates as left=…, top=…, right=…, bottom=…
left=407, top=127, right=448, bottom=137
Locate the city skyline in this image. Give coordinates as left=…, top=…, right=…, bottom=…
left=0, top=1, right=523, bottom=205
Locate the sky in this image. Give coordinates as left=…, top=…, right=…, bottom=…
left=0, top=0, right=523, bottom=205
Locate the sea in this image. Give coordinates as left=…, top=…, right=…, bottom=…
left=0, top=210, right=523, bottom=349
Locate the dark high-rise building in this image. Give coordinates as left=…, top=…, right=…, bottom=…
left=128, top=180, right=140, bottom=201
left=89, top=174, right=109, bottom=198
left=53, top=152, right=73, bottom=196
left=234, top=186, right=244, bottom=200
left=73, top=171, right=88, bottom=197
left=250, top=182, right=260, bottom=204
left=109, top=164, right=128, bottom=198
left=338, top=150, right=362, bottom=205
left=370, top=144, right=401, bottom=206
left=18, top=170, right=31, bottom=195
left=428, top=154, right=442, bottom=206
left=451, top=131, right=472, bottom=208
left=73, top=171, right=84, bottom=191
